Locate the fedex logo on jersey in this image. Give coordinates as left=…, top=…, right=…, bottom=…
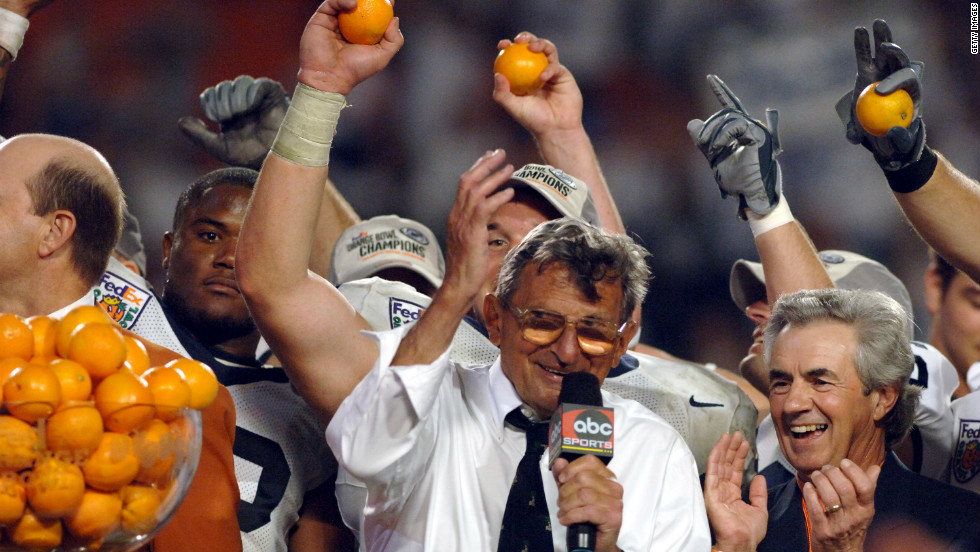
left=388, top=297, right=425, bottom=329
left=954, top=419, right=980, bottom=484
left=94, top=270, right=152, bottom=329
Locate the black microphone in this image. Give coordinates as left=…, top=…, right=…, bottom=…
left=548, top=372, right=614, bottom=552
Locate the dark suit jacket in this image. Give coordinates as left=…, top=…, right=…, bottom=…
left=758, top=452, right=980, bottom=551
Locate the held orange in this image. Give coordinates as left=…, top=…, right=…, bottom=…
left=855, top=81, right=914, bottom=137
left=494, top=42, right=548, bottom=96
left=4, top=363, right=62, bottom=423
left=67, top=321, right=128, bottom=381
left=338, top=0, right=393, bottom=45
left=165, top=358, right=218, bottom=410
left=0, top=313, right=34, bottom=361
left=94, top=371, right=155, bottom=433
left=55, top=305, right=114, bottom=358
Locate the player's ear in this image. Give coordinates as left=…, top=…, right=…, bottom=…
left=871, top=385, right=900, bottom=422
left=485, top=294, right=503, bottom=347
left=161, top=232, right=175, bottom=270
left=37, top=210, right=76, bottom=258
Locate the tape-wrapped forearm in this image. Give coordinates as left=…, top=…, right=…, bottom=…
left=0, top=8, right=29, bottom=60
left=270, top=83, right=346, bottom=167
left=746, top=195, right=794, bottom=238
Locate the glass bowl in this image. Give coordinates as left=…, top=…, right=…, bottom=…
left=0, top=404, right=202, bottom=552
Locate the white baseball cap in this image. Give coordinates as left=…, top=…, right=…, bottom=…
left=504, top=163, right=601, bottom=226
left=329, top=215, right=445, bottom=288
left=729, top=249, right=914, bottom=320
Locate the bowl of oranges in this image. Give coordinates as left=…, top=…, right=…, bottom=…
left=0, top=307, right=217, bottom=551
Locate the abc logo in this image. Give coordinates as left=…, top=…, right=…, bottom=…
left=573, top=410, right=612, bottom=439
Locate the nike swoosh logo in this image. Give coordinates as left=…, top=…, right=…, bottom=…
left=689, top=395, right=724, bottom=408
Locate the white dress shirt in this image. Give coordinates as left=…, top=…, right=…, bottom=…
left=326, top=327, right=710, bottom=551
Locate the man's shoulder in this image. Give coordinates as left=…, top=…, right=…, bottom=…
left=601, top=389, right=685, bottom=442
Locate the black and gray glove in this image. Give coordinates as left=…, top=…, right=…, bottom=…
left=835, top=19, right=925, bottom=172
left=688, top=75, right=782, bottom=220
left=178, top=75, right=290, bottom=170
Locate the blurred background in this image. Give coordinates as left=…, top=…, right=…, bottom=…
left=2, top=0, right=977, bottom=373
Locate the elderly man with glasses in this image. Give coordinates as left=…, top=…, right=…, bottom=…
left=326, top=182, right=710, bottom=551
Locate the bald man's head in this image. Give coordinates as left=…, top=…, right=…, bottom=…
left=0, top=134, right=124, bottom=286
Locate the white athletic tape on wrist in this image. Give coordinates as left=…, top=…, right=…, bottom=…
left=0, top=8, right=29, bottom=60
left=271, top=83, right=346, bottom=167
left=746, top=197, right=794, bottom=238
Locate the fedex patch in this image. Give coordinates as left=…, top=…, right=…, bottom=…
left=94, top=270, right=152, bottom=329
left=388, top=297, right=425, bottom=329
left=953, top=419, right=980, bottom=484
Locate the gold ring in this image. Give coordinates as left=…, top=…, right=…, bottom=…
left=823, top=504, right=842, bottom=514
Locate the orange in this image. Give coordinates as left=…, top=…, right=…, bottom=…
left=855, top=81, right=914, bottom=137
left=45, top=404, right=105, bottom=462
left=94, top=370, right=155, bottom=433
left=67, top=322, right=128, bottom=381
left=25, top=315, right=58, bottom=363
left=10, top=506, right=63, bottom=548
left=165, top=359, right=218, bottom=410
left=122, top=335, right=151, bottom=376
left=0, top=415, right=40, bottom=470
left=49, top=358, right=93, bottom=405
left=82, top=432, right=140, bottom=492
left=64, top=489, right=121, bottom=540
left=141, top=366, right=191, bottom=422
left=0, top=472, right=27, bottom=524
left=120, top=484, right=162, bottom=534
left=55, top=305, right=114, bottom=358
left=3, top=363, right=61, bottom=423
left=0, top=313, right=34, bottom=361
left=494, top=42, right=548, bottom=96
left=26, top=455, right=86, bottom=518
left=0, top=356, right=30, bottom=404
left=338, top=0, right=393, bottom=45
left=133, top=418, right=177, bottom=487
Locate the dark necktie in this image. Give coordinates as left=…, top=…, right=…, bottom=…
left=498, top=407, right=553, bottom=552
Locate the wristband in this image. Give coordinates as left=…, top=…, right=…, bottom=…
left=270, top=83, right=346, bottom=167
left=745, top=196, right=794, bottom=238
left=0, top=8, right=29, bottom=60
left=884, top=145, right=938, bottom=194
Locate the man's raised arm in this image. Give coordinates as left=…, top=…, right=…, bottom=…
left=892, top=154, right=980, bottom=283
left=236, top=0, right=403, bottom=424
left=836, top=19, right=980, bottom=283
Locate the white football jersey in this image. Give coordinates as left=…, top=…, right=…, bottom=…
left=92, top=259, right=335, bottom=552
left=950, top=390, right=980, bottom=494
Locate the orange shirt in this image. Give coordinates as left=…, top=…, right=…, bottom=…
left=125, top=329, right=243, bottom=552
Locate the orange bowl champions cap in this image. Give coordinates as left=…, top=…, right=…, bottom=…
left=505, top=164, right=602, bottom=227
left=329, top=215, right=446, bottom=288
left=729, top=249, right=914, bottom=323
